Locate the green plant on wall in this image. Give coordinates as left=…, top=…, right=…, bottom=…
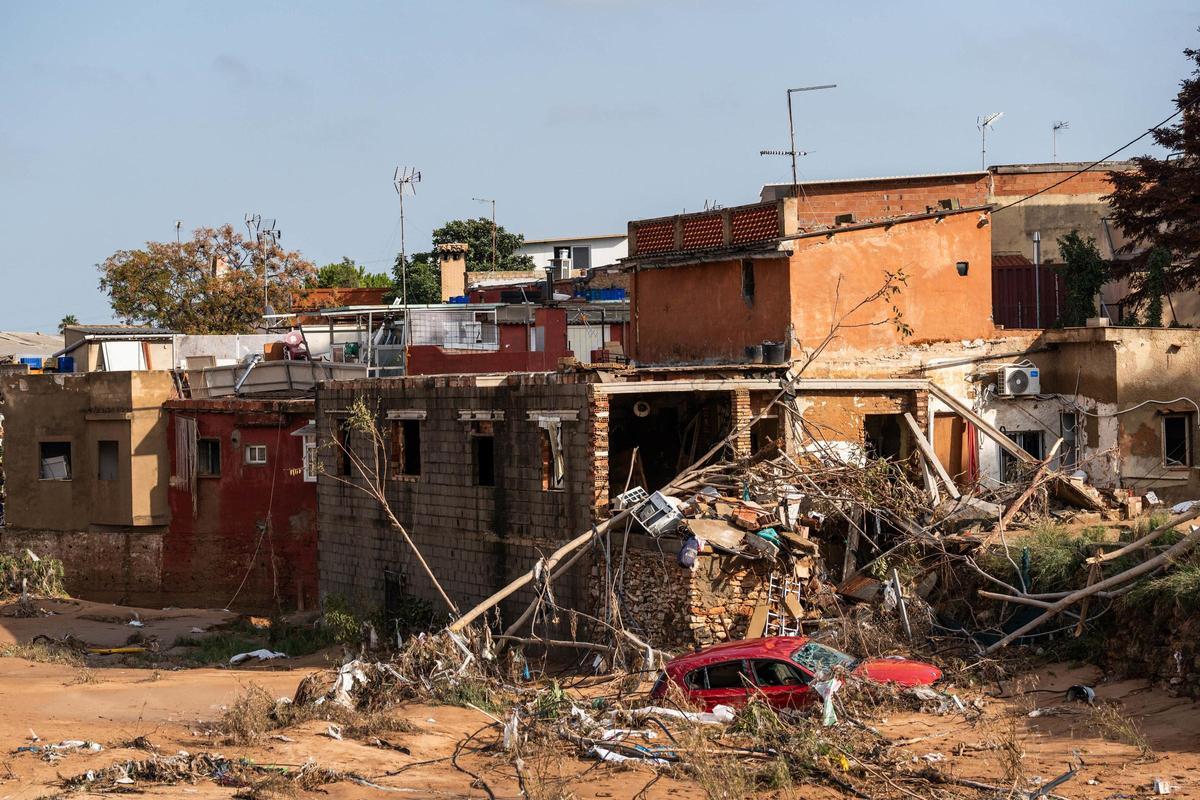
left=1055, top=231, right=1108, bottom=327
left=1143, top=248, right=1170, bottom=327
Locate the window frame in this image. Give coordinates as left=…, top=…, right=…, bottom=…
left=244, top=444, right=268, bottom=465
left=38, top=440, right=72, bottom=481
left=1059, top=411, right=1080, bottom=470
left=197, top=437, right=221, bottom=477
left=741, top=258, right=756, bottom=305
left=1162, top=413, right=1193, bottom=468
left=389, top=418, right=422, bottom=479
left=470, top=421, right=496, bottom=487
left=302, top=434, right=318, bottom=483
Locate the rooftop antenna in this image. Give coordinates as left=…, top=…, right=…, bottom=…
left=760, top=83, right=836, bottom=223
left=393, top=166, right=422, bottom=337
left=174, top=220, right=183, bottom=244
left=1052, top=120, right=1070, bottom=162
left=473, top=197, right=497, bottom=272
left=244, top=214, right=281, bottom=315
left=978, top=112, right=1004, bottom=170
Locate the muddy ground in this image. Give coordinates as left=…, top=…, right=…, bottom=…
left=1, top=599, right=1197, bottom=799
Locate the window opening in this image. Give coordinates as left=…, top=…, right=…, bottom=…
left=1163, top=413, right=1192, bottom=467
left=741, top=259, right=755, bottom=304
left=38, top=442, right=71, bottom=481
left=197, top=438, right=221, bottom=477
left=471, top=421, right=495, bottom=486
left=389, top=419, right=422, bottom=478
left=98, top=440, right=119, bottom=481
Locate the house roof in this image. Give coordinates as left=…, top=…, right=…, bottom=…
left=993, top=253, right=1034, bottom=267
left=0, top=331, right=62, bottom=358
left=522, top=233, right=626, bottom=245
left=761, top=170, right=988, bottom=192
left=64, top=324, right=174, bottom=336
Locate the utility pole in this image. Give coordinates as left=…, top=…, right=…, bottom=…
left=174, top=220, right=182, bottom=245
left=244, top=214, right=280, bottom=316
left=1052, top=121, right=1070, bottom=162
left=1033, top=231, right=1042, bottom=328
left=473, top=197, right=497, bottom=271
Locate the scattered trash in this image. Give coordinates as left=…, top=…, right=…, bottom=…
left=228, top=649, right=287, bottom=665
left=324, top=724, right=343, bottom=740
left=1154, top=777, right=1173, bottom=795
left=1065, top=684, right=1096, bottom=704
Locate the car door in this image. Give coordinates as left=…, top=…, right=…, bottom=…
left=748, top=658, right=815, bottom=709
left=689, top=660, right=753, bottom=710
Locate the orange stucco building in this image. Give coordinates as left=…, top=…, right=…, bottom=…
left=625, top=199, right=996, bottom=366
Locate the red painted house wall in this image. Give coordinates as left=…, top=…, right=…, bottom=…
left=405, top=308, right=573, bottom=375
left=165, top=399, right=317, bottom=612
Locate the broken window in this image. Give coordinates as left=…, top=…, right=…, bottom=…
left=339, top=426, right=353, bottom=477
left=701, top=661, right=751, bottom=690
left=38, top=441, right=71, bottom=481
left=97, top=440, right=119, bottom=481
left=999, top=430, right=1043, bottom=483
left=471, top=421, right=495, bottom=486
left=197, top=438, right=221, bottom=477
left=540, top=420, right=565, bottom=491
left=1163, top=413, right=1192, bottom=467
left=1060, top=412, right=1080, bottom=469
left=389, top=419, right=422, bottom=478
left=244, top=444, right=268, bottom=465
left=741, top=259, right=755, bottom=305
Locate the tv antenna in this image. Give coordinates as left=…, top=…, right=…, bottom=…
left=1052, top=120, right=1070, bottom=162
left=760, top=83, right=836, bottom=222
left=473, top=197, right=497, bottom=271
left=393, top=166, right=422, bottom=324
left=977, top=112, right=1004, bottom=170
left=244, top=214, right=281, bottom=314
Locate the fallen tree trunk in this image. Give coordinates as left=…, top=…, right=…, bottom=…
left=998, top=437, right=1062, bottom=529
left=983, top=521, right=1200, bottom=653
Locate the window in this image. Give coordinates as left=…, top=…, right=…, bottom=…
left=471, top=421, right=495, bottom=486
left=789, top=642, right=857, bottom=677
left=197, top=438, right=221, bottom=477
left=702, top=661, right=751, bottom=690
left=244, top=444, right=268, bottom=465
left=339, top=426, right=353, bottom=477
left=1060, top=412, right=1079, bottom=469
left=97, top=440, right=119, bottom=481
left=571, top=245, right=591, bottom=271
left=741, top=259, right=755, bottom=305
left=38, top=441, right=71, bottom=481
left=540, top=421, right=565, bottom=491
left=1163, top=413, right=1192, bottom=467
left=999, top=430, right=1043, bottom=483
left=302, top=435, right=318, bottom=483
left=750, top=659, right=809, bottom=687
left=389, top=419, right=422, bottom=478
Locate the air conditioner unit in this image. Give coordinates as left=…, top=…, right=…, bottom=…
left=998, top=365, right=1041, bottom=396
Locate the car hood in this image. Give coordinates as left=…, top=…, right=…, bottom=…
left=853, top=657, right=942, bottom=687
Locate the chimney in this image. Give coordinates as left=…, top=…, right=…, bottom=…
left=544, top=268, right=555, bottom=306
left=435, top=243, right=469, bottom=301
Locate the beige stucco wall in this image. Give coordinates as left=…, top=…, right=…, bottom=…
left=0, top=370, right=175, bottom=530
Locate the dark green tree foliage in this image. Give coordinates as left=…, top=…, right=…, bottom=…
left=389, top=252, right=441, bottom=305
left=57, top=314, right=79, bottom=333
left=1056, top=231, right=1108, bottom=327
left=1105, top=43, right=1200, bottom=307
left=431, top=218, right=534, bottom=272
left=312, top=257, right=392, bottom=289
left=1144, top=248, right=1169, bottom=327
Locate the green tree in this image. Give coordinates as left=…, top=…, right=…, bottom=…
left=57, top=314, right=79, bottom=334
left=312, top=257, right=392, bottom=289
left=389, top=252, right=441, bottom=305
left=1055, top=231, right=1108, bottom=327
left=431, top=218, right=534, bottom=272
left=1144, top=248, right=1169, bottom=327
left=98, top=224, right=315, bottom=334
left=1105, top=42, right=1200, bottom=307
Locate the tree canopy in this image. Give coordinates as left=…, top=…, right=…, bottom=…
left=98, top=224, right=315, bottom=334
left=57, top=314, right=78, bottom=334
left=1056, top=231, right=1107, bottom=327
left=312, top=257, right=392, bottom=289
left=1105, top=42, right=1200, bottom=306
left=431, top=218, right=534, bottom=272
left=390, top=252, right=441, bottom=305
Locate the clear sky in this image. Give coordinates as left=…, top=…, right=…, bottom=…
left=1, top=1, right=1196, bottom=332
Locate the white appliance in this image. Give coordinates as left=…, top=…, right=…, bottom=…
left=998, top=365, right=1041, bottom=396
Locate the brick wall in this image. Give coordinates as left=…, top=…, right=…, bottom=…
left=316, top=373, right=603, bottom=627
left=0, top=527, right=164, bottom=606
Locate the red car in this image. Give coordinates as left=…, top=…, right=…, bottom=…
left=650, top=636, right=942, bottom=711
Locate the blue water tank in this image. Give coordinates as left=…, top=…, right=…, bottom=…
left=57, top=356, right=75, bottom=373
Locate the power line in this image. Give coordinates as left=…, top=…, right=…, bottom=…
left=992, top=97, right=1198, bottom=215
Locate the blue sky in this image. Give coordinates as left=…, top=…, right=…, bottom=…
left=1, top=1, right=1196, bottom=331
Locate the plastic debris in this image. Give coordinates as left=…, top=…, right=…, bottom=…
left=812, top=678, right=843, bottom=726
left=228, top=649, right=287, bottom=665
left=324, top=724, right=343, bottom=740
left=1065, top=684, right=1096, bottom=704
left=1154, top=778, right=1172, bottom=795
left=630, top=705, right=735, bottom=725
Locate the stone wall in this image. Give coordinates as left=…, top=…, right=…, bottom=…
left=0, top=527, right=164, bottom=606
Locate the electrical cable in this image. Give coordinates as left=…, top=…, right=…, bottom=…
left=992, top=95, right=1200, bottom=216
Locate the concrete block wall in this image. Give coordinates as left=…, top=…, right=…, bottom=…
left=316, top=373, right=602, bottom=627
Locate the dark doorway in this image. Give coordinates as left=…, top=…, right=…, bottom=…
left=864, top=414, right=904, bottom=461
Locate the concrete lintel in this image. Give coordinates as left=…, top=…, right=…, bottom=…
left=595, top=378, right=928, bottom=395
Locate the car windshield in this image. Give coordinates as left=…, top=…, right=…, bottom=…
left=789, top=642, right=857, bottom=676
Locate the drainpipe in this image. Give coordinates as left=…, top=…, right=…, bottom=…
left=1033, top=231, right=1042, bottom=329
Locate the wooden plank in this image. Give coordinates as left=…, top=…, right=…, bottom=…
left=903, top=412, right=961, bottom=500
left=746, top=600, right=769, bottom=639
left=999, top=437, right=1063, bottom=528
left=927, top=383, right=1037, bottom=465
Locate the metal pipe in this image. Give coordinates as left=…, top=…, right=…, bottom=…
left=1033, top=231, right=1042, bottom=328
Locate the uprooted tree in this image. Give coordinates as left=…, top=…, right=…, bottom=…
left=1104, top=40, right=1200, bottom=309
left=98, top=224, right=315, bottom=334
